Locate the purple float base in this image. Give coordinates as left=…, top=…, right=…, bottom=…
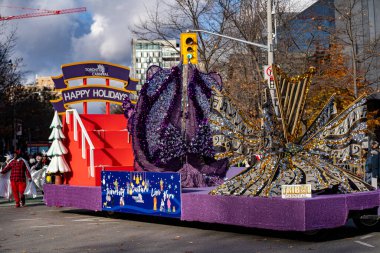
left=44, top=184, right=102, bottom=211
left=181, top=189, right=380, bottom=231
left=44, top=184, right=380, bottom=232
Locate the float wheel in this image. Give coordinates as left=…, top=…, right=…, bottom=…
left=352, top=208, right=380, bottom=231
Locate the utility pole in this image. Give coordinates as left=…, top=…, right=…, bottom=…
left=265, top=0, right=279, bottom=117
left=179, top=33, right=198, bottom=165
left=187, top=0, right=276, bottom=150
left=267, top=0, right=274, bottom=66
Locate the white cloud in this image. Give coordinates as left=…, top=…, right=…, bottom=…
left=70, top=0, right=152, bottom=66
left=90, top=14, right=107, bottom=37
left=2, top=0, right=317, bottom=84
left=1, top=0, right=154, bottom=82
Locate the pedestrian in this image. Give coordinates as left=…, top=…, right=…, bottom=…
left=42, top=153, right=50, bottom=164
left=32, top=153, right=49, bottom=171
left=0, top=149, right=31, bottom=208
left=0, top=153, right=14, bottom=200
left=363, top=149, right=371, bottom=183
left=29, top=153, right=36, bottom=168
left=368, top=141, right=380, bottom=188
left=30, top=153, right=48, bottom=191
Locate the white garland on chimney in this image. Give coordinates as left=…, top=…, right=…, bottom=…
left=46, top=111, right=71, bottom=173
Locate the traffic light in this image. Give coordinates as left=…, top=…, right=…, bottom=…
left=180, top=33, right=198, bottom=65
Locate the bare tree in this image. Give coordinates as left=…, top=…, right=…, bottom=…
left=131, top=0, right=234, bottom=72
left=0, top=22, right=25, bottom=153
left=131, top=0, right=304, bottom=117
left=334, top=0, right=380, bottom=97
left=0, top=23, right=22, bottom=97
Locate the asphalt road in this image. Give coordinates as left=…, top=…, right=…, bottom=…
left=0, top=196, right=380, bottom=253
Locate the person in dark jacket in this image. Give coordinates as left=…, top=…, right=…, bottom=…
left=364, top=149, right=371, bottom=183
left=369, top=141, right=380, bottom=188
left=1, top=149, right=31, bottom=207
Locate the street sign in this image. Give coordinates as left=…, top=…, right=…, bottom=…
left=264, top=65, right=273, bottom=81
left=265, top=65, right=280, bottom=118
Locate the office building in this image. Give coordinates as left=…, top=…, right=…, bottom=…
left=131, top=39, right=180, bottom=88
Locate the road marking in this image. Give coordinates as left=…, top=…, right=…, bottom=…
left=360, top=235, right=374, bottom=240
left=97, top=222, right=119, bottom=224
left=355, top=241, right=375, bottom=248
left=13, top=218, right=42, bottom=221
left=72, top=218, right=98, bottom=222
left=30, top=225, right=64, bottom=228
left=98, top=219, right=115, bottom=222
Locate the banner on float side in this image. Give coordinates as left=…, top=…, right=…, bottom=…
left=101, top=171, right=181, bottom=218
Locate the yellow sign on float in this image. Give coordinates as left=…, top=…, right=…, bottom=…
left=281, top=184, right=312, bottom=199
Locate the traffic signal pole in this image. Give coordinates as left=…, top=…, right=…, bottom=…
left=185, top=0, right=275, bottom=151
left=267, top=0, right=274, bottom=66
left=186, top=0, right=274, bottom=73
left=181, top=63, right=189, bottom=165
left=179, top=33, right=198, bottom=165
left=186, top=29, right=269, bottom=51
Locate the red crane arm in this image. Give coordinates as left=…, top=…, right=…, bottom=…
left=0, top=7, right=86, bottom=21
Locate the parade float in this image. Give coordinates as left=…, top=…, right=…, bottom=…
left=44, top=38, right=380, bottom=232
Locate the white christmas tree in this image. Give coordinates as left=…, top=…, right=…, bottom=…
left=46, top=111, right=71, bottom=173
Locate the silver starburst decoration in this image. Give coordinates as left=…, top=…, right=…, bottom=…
left=210, top=65, right=373, bottom=197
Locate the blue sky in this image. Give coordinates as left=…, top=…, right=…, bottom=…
left=1, top=0, right=316, bottom=84
left=1, top=0, right=153, bottom=83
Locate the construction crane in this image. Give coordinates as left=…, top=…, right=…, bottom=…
left=0, top=5, right=86, bottom=21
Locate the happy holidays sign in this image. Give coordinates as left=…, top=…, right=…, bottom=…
left=50, top=61, right=139, bottom=112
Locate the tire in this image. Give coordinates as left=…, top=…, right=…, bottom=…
left=353, top=217, right=380, bottom=230
left=352, top=208, right=380, bottom=231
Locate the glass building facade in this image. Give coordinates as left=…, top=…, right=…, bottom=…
left=131, top=39, right=180, bottom=90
